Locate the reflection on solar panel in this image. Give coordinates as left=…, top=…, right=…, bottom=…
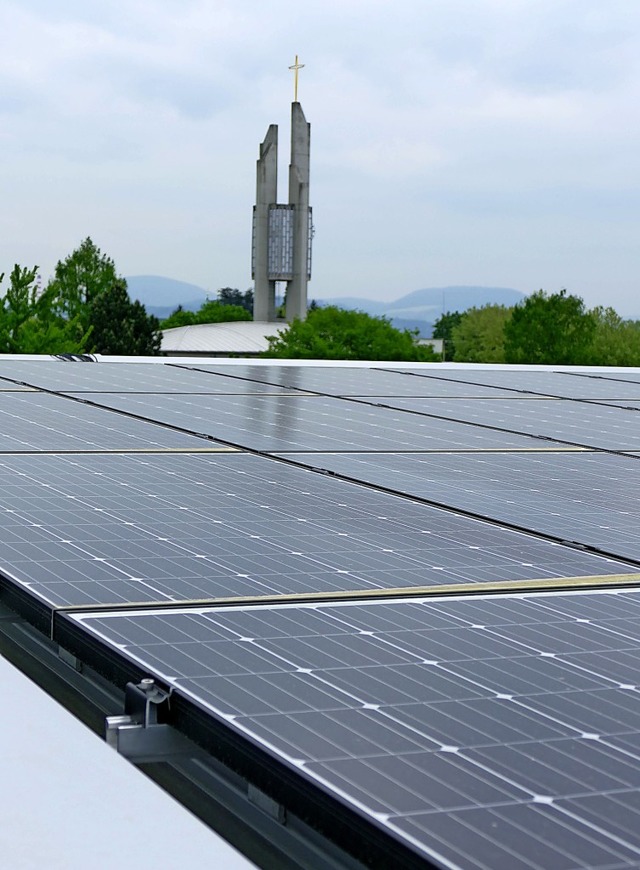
left=64, top=392, right=549, bottom=451
left=3, top=358, right=640, bottom=870
left=183, top=363, right=525, bottom=397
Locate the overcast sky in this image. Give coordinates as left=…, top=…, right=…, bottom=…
left=1, top=0, right=639, bottom=312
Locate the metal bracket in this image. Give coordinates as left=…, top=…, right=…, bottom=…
left=106, top=678, right=201, bottom=763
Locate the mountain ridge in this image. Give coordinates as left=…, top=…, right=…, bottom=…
left=125, top=276, right=526, bottom=334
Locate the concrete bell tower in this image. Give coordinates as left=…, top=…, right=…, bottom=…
left=252, top=58, right=312, bottom=323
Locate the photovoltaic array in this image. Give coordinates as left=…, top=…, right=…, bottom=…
left=2, top=358, right=640, bottom=869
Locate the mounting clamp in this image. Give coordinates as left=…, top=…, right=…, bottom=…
left=105, top=677, right=200, bottom=763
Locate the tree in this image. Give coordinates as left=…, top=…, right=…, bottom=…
left=48, top=237, right=119, bottom=339
left=0, top=266, right=88, bottom=354
left=217, top=287, right=253, bottom=314
left=503, top=290, right=596, bottom=365
left=451, top=304, right=513, bottom=363
left=160, top=300, right=251, bottom=329
left=159, top=305, right=195, bottom=330
left=196, top=299, right=252, bottom=324
left=262, top=306, right=439, bottom=361
left=432, top=311, right=463, bottom=360
left=45, top=237, right=160, bottom=355
left=588, top=307, right=640, bottom=366
left=89, top=280, right=161, bottom=355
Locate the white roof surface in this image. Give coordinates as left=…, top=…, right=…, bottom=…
left=160, top=321, right=286, bottom=354
left=0, top=653, right=254, bottom=870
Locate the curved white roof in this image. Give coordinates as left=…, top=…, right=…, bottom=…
left=160, top=321, right=287, bottom=354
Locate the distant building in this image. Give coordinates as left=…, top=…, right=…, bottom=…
left=161, top=321, right=287, bottom=357
left=252, top=102, right=312, bottom=323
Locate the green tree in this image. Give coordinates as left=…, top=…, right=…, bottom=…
left=432, top=311, right=463, bottom=360
left=262, top=306, right=438, bottom=361
left=159, top=305, right=196, bottom=329
left=48, top=237, right=119, bottom=339
left=588, top=307, right=640, bottom=366
left=451, top=304, right=513, bottom=363
left=195, top=300, right=251, bottom=325
left=0, top=266, right=88, bottom=354
left=46, top=237, right=159, bottom=355
left=89, top=279, right=161, bottom=355
left=160, top=300, right=251, bottom=330
left=217, top=287, right=253, bottom=314
left=503, top=290, right=596, bottom=365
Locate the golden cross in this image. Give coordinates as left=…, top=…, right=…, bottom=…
left=288, top=54, right=305, bottom=102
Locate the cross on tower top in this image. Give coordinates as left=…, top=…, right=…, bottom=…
left=288, top=54, right=305, bottom=102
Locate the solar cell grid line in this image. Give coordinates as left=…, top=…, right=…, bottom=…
left=64, top=587, right=640, bottom=870
left=0, top=451, right=636, bottom=612
left=344, top=395, right=640, bottom=452
left=177, top=363, right=526, bottom=398
left=61, top=392, right=551, bottom=453
left=392, top=367, right=640, bottom=401
left=274, top=450, right=640, bottom=563
left=0, top=359, right=289, bottom=394
left=0, top=391, right=213, bottom=452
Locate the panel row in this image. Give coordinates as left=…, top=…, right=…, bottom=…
left=0, top=452, right=632, bottom=609
left=67, top=588, right=640, bottom=870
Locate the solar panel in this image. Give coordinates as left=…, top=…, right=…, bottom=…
left=0, top=452, right=634, bottom=610
left=396, top=367, right=640, bottom=400
left=276, top=450, right=640, bottom=561
left=0, top=391, right=215, bottom=452
left=67, top=587, right=640, bottom=870
left=63, top=392, right=549, bottom=452
left=567, top=371, right=640, bottom=386
left=350, top=396, right=640, bottom=450
left=181, top=363, right=525, bottom=398
left=0, top=360, right=287, bottom=394
left=3, top=359, right=640, bottom=869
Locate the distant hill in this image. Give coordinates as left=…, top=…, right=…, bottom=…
left=126, top=275, right=209, bottom=318
left=126, top=277, right=525, bottom=336
left=317, top=286, right=525, bottom=336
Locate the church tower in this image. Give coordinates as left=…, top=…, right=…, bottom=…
left=252, top=58, right=312, bottom=323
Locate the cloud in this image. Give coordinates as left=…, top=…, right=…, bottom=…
left=0, top=0, right=639, bottom=311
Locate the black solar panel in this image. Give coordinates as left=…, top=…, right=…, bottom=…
left=1, top=452, right=632, bottom=610
left=183, top=363, right=524, bottom=397
left=0, top=360, right=287, bottom=394
left=2, top=359, right=640, bottom=869
left=63, top=392, right=549, bottom=452
left=276, top=450, right=640, bottom=561
left=351, top=396, right=640, bottom=450
left=396, top=367, right=640, bottom=399
left=68, top=588, right=640, bottom=869
left=0, top=391, right=213, bottom=452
